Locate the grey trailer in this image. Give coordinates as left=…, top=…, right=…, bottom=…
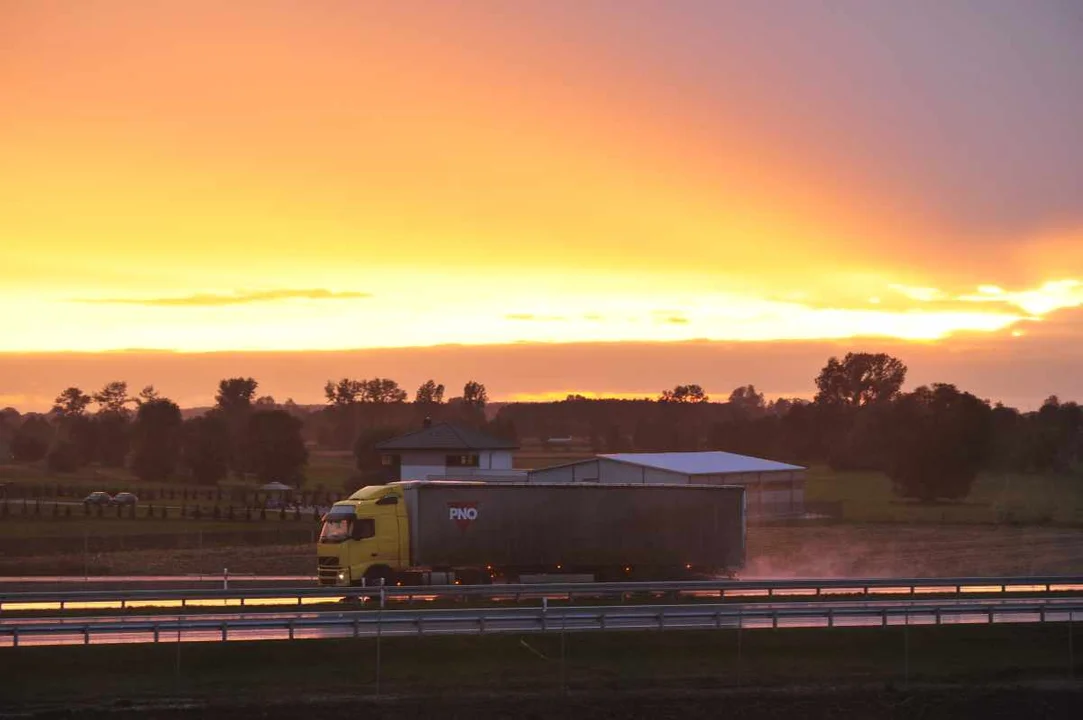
left=401, top=481, right=745, bottom=578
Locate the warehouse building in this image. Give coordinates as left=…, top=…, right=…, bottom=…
left=527, top=451, right=806, bottom=519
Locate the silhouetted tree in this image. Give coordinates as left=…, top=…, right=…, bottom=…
left=814, top=353, right=907, bottom=407
left=414, top=380, right=445, bottom=405
left=352, top=426, right=402, bottom=484
left=10, top=416, right=51, bottom=462
left=216, top=377, right=258, bottom=412
left=130, top=398, right=184, bottom=482
left=325, top=378, right=364, bottom=406
left=93, top=381, right=133, bottom=416
left=135, top=385, right=160, bottom=405
left=216, top=377, right=258, bottom=478
left=364, top=378, right=407, bottom=403
left=463, top=381, right=488, bottom=409
left=46, top=440, right=81, bottom=473
left=247, top=409, right=308, bottom=486
left=52, top=387, right=92, bottom=417
left=728, top=385, right=765, bottom=415
left=93, top=410, right=130, bottom=467
left=885, top=383, right=992, bottom=502
left=659, top=384, right=708, bottom=403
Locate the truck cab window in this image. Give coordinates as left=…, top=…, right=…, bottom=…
left=352, top=518, right=376, bottom=540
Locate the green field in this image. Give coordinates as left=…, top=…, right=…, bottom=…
left=1, top=624, right=1079, bottom=709
left=803, top=466, right=1083, bottom=525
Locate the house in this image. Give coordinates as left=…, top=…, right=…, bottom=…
left=526, top=451, right=806, bottom=518
left=375, top=419, right=525, bottom=481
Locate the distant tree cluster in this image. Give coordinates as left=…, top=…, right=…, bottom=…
left=2, top=357, right=1079, bottom=503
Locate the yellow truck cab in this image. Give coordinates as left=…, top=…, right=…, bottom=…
left=317, top=483, right=409, bottom=586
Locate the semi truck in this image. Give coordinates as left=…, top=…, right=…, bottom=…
left=317, top=480, right=745, bottom=586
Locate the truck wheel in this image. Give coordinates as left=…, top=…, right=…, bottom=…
left=363, top=566, right=395, bottom=587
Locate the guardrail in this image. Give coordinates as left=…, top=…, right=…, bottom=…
left=2, top=598, right=1081, bottom=647
left=2, top=575, right=1083, bottom=612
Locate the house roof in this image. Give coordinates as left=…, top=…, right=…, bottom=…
left=375, top=422, right=519, bottom=451
left=599, top=452, right=804, bottom=475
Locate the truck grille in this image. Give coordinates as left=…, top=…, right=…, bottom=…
left=318, top=556, right=338, bottom=567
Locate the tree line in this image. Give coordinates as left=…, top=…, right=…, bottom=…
left=1, top=379, right=307, bottom=486
left=0, top=358, right=1080, bottom=500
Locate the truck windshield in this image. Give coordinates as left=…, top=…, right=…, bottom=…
left=319, top=518, right=351, bottom=544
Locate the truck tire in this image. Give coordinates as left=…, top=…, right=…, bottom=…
left=362, top=566, right=395, bottom=587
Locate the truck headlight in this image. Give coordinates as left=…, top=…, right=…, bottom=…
left=338, top=572, right=345, bottom=580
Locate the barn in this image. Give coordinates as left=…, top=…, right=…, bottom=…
left=527, top=452, right=806, bottom=519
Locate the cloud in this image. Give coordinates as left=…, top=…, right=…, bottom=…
left=73, top=289, right=372, bottom=307
left=958, top=280, right=1083, bottom=316
left=505, top=313, right=566, bottom=321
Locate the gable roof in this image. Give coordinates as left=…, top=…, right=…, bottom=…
left=598, top=451, right=804, bottom=475
left=375, top=422, right=518, bottom=451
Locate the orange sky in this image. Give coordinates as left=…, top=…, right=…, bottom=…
left=1, top=2, right=1081, bottom=409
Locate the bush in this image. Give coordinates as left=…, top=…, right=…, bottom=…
left=10, top=433, right=48, bottom=463
left=46, top=441, right=82, bottom=473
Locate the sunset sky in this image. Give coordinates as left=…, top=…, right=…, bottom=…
left=2, top=1, right=1082, bottom=411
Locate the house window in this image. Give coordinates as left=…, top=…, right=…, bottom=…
left=380, top=454, right=399, bottom=466
left=446, top=454, right=480, bottom=467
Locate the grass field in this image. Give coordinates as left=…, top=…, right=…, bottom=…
left=803, top=466, right=1083, bottom=525
left=1, top=624, right=1080, bottom=709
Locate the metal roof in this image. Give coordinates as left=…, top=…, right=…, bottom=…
left=375, top=422, right=518, bottom=451
left=597, top=451, right=804, bottom=475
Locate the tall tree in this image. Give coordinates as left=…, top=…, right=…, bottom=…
left=215, top=377, right=259, bottom=413
left=247, top=409, right=308, bottom=486
left=728, top=385, right=765, bottom=414
left=93, top=411, right=131, bottom=467
left=180, top=412, right=231, bottom=485
left=135, top=385, right=160, bottom=405
left=215, top=377, right=259, bottom=478
left=885, top=383, right=992, bottom=502
left=324, top=378, right=365, bottom=406
left=364, top=378, right=407, bottom=403
left=462, top=380, right=488, bottom=409
left=93, top=381, right=133, bottom=416
left=814, top=353, right=907, bottom=407
left=129, top=398, right=184, bottom=482
left=52, top=387, right=92, bottom=417
left=414, top=380, right=445, bottom=405
left=352, top=425, right=402, bottom=486
left=660, top=384, right=708, bottom=403
left=10, top=415, right=52, bottom=463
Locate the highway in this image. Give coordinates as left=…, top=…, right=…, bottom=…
left=3, top=594, right=1083, bottom=648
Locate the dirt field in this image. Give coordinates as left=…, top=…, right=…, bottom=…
left=4, top=523, right=1082, bottom=579
left=744, top=523, right=1083, bottom=578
